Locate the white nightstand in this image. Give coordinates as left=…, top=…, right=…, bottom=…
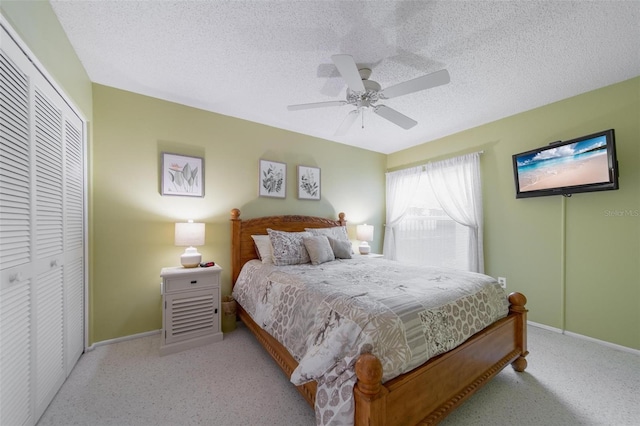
left=160, top=265, right=223, bottom=356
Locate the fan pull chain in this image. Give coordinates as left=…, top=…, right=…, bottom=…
left=361, top=110, right=364, bottom=129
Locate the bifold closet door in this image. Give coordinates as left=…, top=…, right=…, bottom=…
left=0, top=28, right=35, bottom=426
left=33, top=75, right=66, bottom=419
left=0, top=22, right=86, bottom=425
left=63, top=119, right=84, bottom=374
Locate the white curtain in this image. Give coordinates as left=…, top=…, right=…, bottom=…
left=425, top=152, right=484, bottom=272
left=382, top=166, right=423, bottom=260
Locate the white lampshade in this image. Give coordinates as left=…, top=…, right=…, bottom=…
left=356, top=224, right=374, bottom=255
left=175, top=220, right=205, bottom=267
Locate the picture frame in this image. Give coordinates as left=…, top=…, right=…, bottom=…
left=161, top=152, right=204, bottom=197
left=297, top=165, right=321, bottom=200
left=259, top=159, right=287, bottom=198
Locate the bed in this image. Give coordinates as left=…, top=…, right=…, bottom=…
left=230, top=208, right=528, bottom=425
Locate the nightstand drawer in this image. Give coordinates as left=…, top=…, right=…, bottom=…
left=164, top=274, right=218, bottom=293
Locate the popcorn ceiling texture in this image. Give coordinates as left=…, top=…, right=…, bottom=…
left=50, top=1, right=640, bottom=154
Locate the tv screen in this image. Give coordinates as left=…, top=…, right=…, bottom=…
left=512, top=129, right=619, bottom=198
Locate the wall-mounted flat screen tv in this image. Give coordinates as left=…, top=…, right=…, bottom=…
left=512, top=129, right=619, bottom=198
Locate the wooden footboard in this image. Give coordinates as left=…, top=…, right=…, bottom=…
left=238, top=292, right=527, bottom=425
left=230, top=209, right=528, bottom=425
left=353, top=292, right=528, bottom=425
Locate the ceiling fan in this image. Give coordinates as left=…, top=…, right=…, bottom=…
left=287, top=54, right=450, bottom=135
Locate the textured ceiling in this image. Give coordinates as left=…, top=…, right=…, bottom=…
left=50, top=1, right=640, bottom=154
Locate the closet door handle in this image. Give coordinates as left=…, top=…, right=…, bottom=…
left=50, top=259, right=58, bottom=268
left=190, top=280, right=198, bottom=284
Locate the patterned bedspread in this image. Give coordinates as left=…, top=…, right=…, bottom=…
left=232, top=257, right=509, bottom=425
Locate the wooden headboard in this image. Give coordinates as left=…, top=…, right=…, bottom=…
left=230, top=208, right=346, bottom=285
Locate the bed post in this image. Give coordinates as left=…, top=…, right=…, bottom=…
left=338, top=212, right=347, bottom=227
left=230, top=208, right=241, bottom=285
left=354, top=353, right=388, bottom=426
left=508, top=292, right=528, bottom=372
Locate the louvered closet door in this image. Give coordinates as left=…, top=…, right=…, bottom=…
left=33, top=83, right=65, bottom=418
left=0, top=31, right=35, bottom=426
left=0, top=21, right=86, bottom=426
left=63, top=113, right=84, bottom=373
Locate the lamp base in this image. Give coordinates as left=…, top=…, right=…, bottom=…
left=358, top=242, right=371, bottom=255
left=181, top=247, right=202, bottom=268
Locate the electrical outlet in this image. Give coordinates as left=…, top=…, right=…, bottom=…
left=497, top=277, right=507, bottom=288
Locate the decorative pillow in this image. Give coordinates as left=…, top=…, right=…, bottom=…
left=303, top=236, right=335, bottom=265
left=267, top=229, right=312, bottom=266
left=251, top=235, right=273, bottom=264
left=327, top=237, right=352, bottom=259
left=306, top=226, right=349, bottom=243
left=306, top=226, right=353, bottom=254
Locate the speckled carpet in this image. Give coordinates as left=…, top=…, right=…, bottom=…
left=37, top=324, right=639, bottom=426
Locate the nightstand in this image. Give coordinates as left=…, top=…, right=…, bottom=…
left=160, top=265, right=223, bottom=356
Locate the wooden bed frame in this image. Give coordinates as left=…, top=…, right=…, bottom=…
left=230, top=208, right=528, bottom=425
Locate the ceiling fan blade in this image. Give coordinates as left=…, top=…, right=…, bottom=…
left=287, top=100, right=347, bottom=111
left=334, top=110, right=359, bottom=136
left=379, top=69, right=450, bottom=99
left=373, top=105, right=417, bottom=130
left=331, top=54, right=365, bottom=93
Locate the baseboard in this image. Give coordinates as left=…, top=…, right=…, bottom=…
left=86, top=329, right=161, bottom=352
left=528, top=321, right=640, bottom=356
left=86, top=323, right=640, bottom=356
left=527, top=321, right=562, bottom=333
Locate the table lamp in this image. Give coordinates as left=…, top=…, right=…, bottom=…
left=175, top=220, right=205, bottom=267
left=356, top=224, right=374, bottom=255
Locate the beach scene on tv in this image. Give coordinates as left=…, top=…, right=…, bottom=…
left=516, top=135, right=610, bottom=192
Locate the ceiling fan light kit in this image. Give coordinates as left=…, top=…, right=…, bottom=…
left=287, top=54, right=450, bottom=135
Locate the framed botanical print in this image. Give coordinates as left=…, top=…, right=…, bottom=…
left=259, top=159, right=286, bottom=198
left=161, top=152, right=204, bottom=197
left=297, top=165, right=320, bottom=200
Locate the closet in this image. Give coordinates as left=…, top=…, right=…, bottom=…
left=0, top=21, right=86, bottom=425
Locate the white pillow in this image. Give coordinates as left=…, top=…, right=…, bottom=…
left=303, top=236, right=335, bottom=265
left=251, top=234, right=273, bottom=264
left=267, top=229, right=312, bottom=266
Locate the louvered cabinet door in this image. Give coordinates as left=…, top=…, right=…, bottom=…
left=165, top=288, right=218, bottom=343
left=160, top=266, right=223, bottom=356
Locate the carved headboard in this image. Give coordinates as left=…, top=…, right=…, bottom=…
left=230, top=208, right=346, bottom=285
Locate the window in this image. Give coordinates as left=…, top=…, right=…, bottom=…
left=384, top=152, right=483, bottom=272
left=395, top=177, right=470, bottom=270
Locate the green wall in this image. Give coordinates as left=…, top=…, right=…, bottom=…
left=92, top=84, right=386, bottom=343
left=388, top=77, right=640, bottom=350
left=3, top=2, right=638, bottom=350
left=1, top=2, right=96, bottom=341
left=1, top=2, right=92, bottom=117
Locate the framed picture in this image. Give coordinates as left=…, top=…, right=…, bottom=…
left=259, top=159, right=286, bottom=198
left=297, top=165, right=321, bottom=200
left=161, top=152, right=204, bottom=197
